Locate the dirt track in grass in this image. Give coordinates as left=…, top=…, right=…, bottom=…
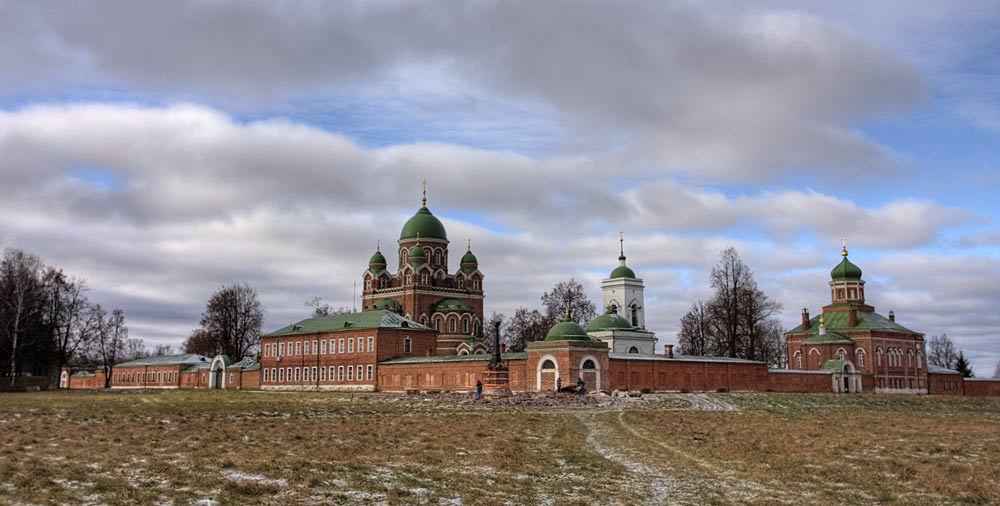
left=1, top=390, right=998, bottom=505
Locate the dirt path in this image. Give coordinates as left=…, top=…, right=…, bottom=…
left=658, top=393, right=739, bottom=411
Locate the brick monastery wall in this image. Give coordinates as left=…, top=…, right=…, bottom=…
left=963, top=379, right=1000, bottom=397
left=767, top=370, right=835, bottom=392
left=606, top=359, right=770, bottom=392
left=378, top=359, right=529, bottom=392
left=927, top=372, right=964, bottom=396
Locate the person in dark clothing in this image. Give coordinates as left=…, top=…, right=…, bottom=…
left=475, top=379, right=483, bottom=400
left=556, top=377, right=562, bottom=392
left=577, top=377, right=585, bottom=395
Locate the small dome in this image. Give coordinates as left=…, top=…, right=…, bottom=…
left=408, top=242, right=427, bottom=262
left=831, top=251, right=862, bottom=281
left=585, top=311, right=633, bottom=332
left=369, top=249, right=387, bottom=266
left=400, top=207, right=447, bottom=241
left=544, top=320, right=592, bottom=342
left=461, top=249, right=478, bottom=265
left=610, top=265, right=636, bottom=279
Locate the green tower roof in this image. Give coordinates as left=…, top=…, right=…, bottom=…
left=461, top=248, right=478, bottom=265
left=831, top=247, right=862, bottom=281
left=585, top=311, right=634, bottom=332
left=369, top=248, right=387, bottom=266
left=400, top=207, right=447, bottom=241
left=610, top=265, right=637, bottom=279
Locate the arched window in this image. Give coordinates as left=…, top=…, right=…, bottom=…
left=794, top=351, right=803, bottom=369
left=420, top=314, right=429, bottom=326
left=458, top=279, right=465, bottom=289
left=473, top=320, right=479, bottom=336
left=449, top=318, right=457, bottom=333
left=365, top=279, right=372, bottom=290
left=916, top=352, right=923, bottom=369
left=463, top=318, right=469, bottom=333
left=541, top=360, right=556, bottom=369
left=401, top=249, right=407, bottom=265
left=907, top=350, right=913, bottom=367
left=434, top=317, right=442, bottom=331
left=836, top=348, right=846, bottom=360
left=857, top=349, right=866, bottom=368
left=435, top=251, right=442, bottom=265
left=582, top=359, right=596, bottom=369
left=628, top=346, right=640, bottom=354
left=630, top=305, right=639, bottom=326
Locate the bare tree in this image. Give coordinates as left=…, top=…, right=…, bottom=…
left=122, top=338, right=148, bottom=361
left=504, top=307, right=550, bottom=352
left=182, top=328, right=214, bottom=356
left=1, top=249, right=46, bottom=385
left=89, top=305, right=128, bottom=389
left=927, top=334, right=958, bottom=369
left=197, top=283, right=264, bottom=359
left=677, top=300, right=713, bottom=356
left=305, top=297, right=350, bottom=318
left=153, top=344, right=173, bottom=356
left=709, top=247, right=751, bottom=358
left=541, top=279, right=596, bottom=325
left=993, top=360, right=1000, bottom=380
left=44, top=269, right=90, bottom=385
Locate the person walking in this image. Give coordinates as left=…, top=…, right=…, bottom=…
left=475, top=379, right=483, bottom=400
left=556, top=376, right=562, bottom=392
left=577, top=377, right=585, bottom=395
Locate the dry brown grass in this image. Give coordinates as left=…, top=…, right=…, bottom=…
left=0, top=390, right=997, bottom=505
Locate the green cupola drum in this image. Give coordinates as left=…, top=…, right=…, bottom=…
left=829, top=237, right=866, bottom=304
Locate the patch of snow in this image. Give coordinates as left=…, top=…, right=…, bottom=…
left=223, top=472, right=288, bottom=487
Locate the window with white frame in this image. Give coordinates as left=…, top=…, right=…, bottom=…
left=794, top=351, right=802, bottom=369
left=458, top=279, right=464, bottom=289
left=312, top=367, right=318, bottom=381
left=366, top=279, right=372, bottom=290
left=279, top=342, right=285, bottom=356
left=294, top=367, right=300, bottom=381
left=348, top=339, right=354, bottom=353
left=295, top=341, right=302, bottom=355
left=320, top=367, right=326, bottom=381
left=330, top=339, right=336, bottom=353
left=321, top=340, right=327, bottom=354
left=339, top=339, right=345, bottom=353
left=406, top=274, right=412, bottom=285
left=367, top=365, right=373, bottom=380
left=356, top=365, right=363, bottom=381
left=404, top=337, right=412, bottom=353
left=338, top=366, right=344, bottom=381
left=857, top=349, right=866, bottom=367
left=304, top=340, right=310, bottom=355
left=368, top=336, right=374, bottom=352
left=312, top=340, right=318, bottom=354
left=473, top=280, right=480, bottom=289
left=917, top=352, right=923, bottom=369
left=357, top=337, right=364, bottom=353
left=279, top=368, right=285, bottom=381
left=449, top=318, right=456, bottom=333
left=286, top=367, right=292, bottom=381
left=463, top=319, right=469, bottom=333
left=328, top=366, right=335, bottom=381
left=347, top=366, right=354, bottom=381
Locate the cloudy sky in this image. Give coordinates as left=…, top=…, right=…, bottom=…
left=1, top=1, right=998, bottom=373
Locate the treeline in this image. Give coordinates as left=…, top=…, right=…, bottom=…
left=0, top=248, right=150, bottom=387
left=676, top=247, right=786, bottom=367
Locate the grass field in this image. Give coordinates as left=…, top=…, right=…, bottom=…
left=1, top=391, right=998, bottom=505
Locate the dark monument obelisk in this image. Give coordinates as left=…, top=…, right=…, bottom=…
left=482, top=320, right=512, bottom=397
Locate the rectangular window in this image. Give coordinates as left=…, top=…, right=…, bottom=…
left=357, top=366, right=363, bottom=381
left=328, top=366, right=335, bottom=382
left=312, top=340, right=318, bottom=354
left=295, top=342, right=302, bottom=356
left=367, top=365, right=373, bottom=381
left=311, top=367, right=318, bottom=381
left=348, top=339, right=355, bottom=353
left=330, top=339, right=336, bottom=353
left=338, top=366, right=344, bottom=381
left=357, top=337, right=364, bottom=353
left=279, top=342, right=285, bottom=357
left=320, top=340, right=327, bottom=354
left=320, top=367, right=326, bottom=381
left=347, top=366, right=354, bottom=381
left=367, top=336, right=374, bottom=353
left=304, top=340, right=310, bottom=355
left=294, top=367, right=301, bottom=382
left=339, top=339, right=345, bottom=354
left=279, top=368, right=285, bottom=382
left=403, top=337, right=411, bottom=353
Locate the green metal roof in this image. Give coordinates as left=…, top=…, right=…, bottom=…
left=267, top=309, right=430, bottom=337
left=608, top=353, right=765, bottom=364
left=369, top=299, right=402, bottom=311
left=544, top=320, right=593, bottom=342
left=787, top=309, right=917, bottom=335
left=400, top=207, right=447, bottom=241
left=802, top=332, right=854, bottom=345
left=369, top=249, right=387, bottom=266
left=461, top=249, right=478, bottom=264
left=380, top=352, right=527, bottom=364
left=408, top=242, right=428, bottom=260
left=116, top=353, right=210, bottom=368
left=821, top=359, right=850, bottom=371
left=609, top=265, right=636, bottom=279
left=585, top=311, right=634, bottom=332
left=434, top=298, right=474, bottom=312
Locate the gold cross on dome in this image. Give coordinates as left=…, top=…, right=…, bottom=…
left=421, top=179, right=427, bottom=207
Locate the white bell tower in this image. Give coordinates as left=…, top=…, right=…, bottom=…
left=601, top=232, right=645, bottom=329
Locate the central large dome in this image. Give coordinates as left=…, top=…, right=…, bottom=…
left=399, top=206, right=448, bottom=241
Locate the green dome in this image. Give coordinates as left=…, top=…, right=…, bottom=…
left=400, top=207, right=447, bottom=241
left=461, top=249, right=478, bottom=264
left=610, top=265, right=636, bottom=279
left=544, top=320, right=592, bottom=342
left=585, top=311, right=633, bottom=332
left=369, top=249, right=387, bottom=265
left=408, top=242, right=427, bottom=261
left=831, top=253, right=862, bottom=281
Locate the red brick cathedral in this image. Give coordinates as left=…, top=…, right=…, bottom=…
left=361, top=185, right=486, bottom=355
left=785, top=242, right=928, bottom=393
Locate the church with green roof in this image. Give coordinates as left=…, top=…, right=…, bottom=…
left=360, top=184, right=487, bottom=356
left=785, top=242, right=928, bottom=394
